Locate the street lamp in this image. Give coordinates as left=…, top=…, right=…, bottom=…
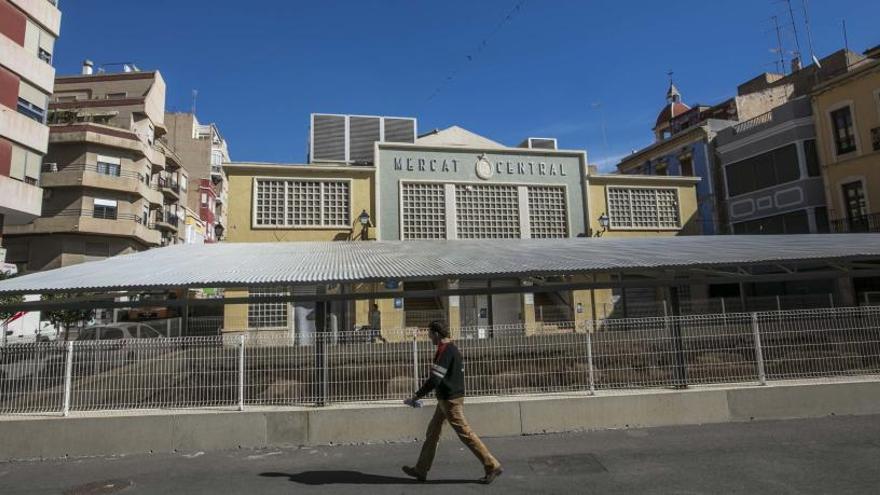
left=358, top=210, right=372, bottom=240
left=596, top=213, right=610, bottom=237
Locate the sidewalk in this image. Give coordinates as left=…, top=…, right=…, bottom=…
left=1, top=414, right=879, bottom=494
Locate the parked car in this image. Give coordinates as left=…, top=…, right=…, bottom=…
left=76, top=323, right=163, bottom=341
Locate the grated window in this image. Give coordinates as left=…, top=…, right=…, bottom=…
left=607, top=187, right=680, bottom=229
left=401, top=183, right=446, bottom=239
left=247, top=287, right=289, bottom=329
left=528, top=186, right=568, bottom=238
left=455, top=184, right=520, bottom=239
left=255, top=179, right=350, bottom=227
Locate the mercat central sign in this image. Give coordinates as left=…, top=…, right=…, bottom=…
left=392, top=154, right=568, bottom=180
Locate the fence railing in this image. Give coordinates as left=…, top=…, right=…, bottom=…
left=603, top=293, right=840, bottom=319
left=829, top=213, right=880, bottom=234
left=1, top=306, right=878, bottom=415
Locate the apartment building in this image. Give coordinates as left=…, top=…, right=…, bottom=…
left=811, top=45, right=880, bottom=234
left=223, top=114, right=699, bottom=340
left=3, top=64, right=188, bottom=272
left=618, top=50, right=867, bottom=235
left=165, top=112, right=230, bottom=242
left=714, top=97, right=827, bottom=235
left=0, top=0, right=62, bottom=253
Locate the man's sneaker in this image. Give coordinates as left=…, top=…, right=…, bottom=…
left=401, top=466, right=426, bottom=482
left=479, top=466, right=503, bottom=484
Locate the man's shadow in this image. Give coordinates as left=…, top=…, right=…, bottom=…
left=261, top=471, right=478, bottom=485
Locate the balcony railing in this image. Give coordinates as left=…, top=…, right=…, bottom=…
left=41, top=163, right=146, bottom=182
left=733, top=110, right=774, bottom=134
left=155, top=176, right=180, bottom=194
left=829, top=213, right=880, bottom=233
left=43, top=209, right=147, bottom=225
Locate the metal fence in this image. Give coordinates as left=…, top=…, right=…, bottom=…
left=1, top=306, right=878, bottom=415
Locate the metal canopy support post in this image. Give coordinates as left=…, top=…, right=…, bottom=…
left=668, top=286, right=688, bottom=389
left=181, top=290, right=190, bottom=337
left=314, top=296, right=328, bottom=406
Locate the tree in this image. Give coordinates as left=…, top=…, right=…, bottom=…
left=43, top=293, right=96, bottom=341
left=0, top=272, right=23, bottom=346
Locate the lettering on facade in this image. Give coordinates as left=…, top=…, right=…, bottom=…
left=392, top=155, right=567, bottom=179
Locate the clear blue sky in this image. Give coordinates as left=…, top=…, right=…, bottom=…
left=54, top=0, right=880, bottom=170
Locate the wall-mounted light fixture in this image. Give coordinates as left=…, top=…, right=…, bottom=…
left=596, top=213, right=610, bottom=237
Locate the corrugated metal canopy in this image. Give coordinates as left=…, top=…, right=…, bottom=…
left=1, top=234, right=879, bottom=295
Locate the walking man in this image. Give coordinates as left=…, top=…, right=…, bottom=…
left=402, top=321, right=503, bottom=484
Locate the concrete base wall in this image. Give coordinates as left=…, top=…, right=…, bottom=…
left=2, top=379, right=879, bottom=461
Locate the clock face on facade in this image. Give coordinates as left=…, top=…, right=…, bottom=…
left=475, top=155, right=493, bottom=180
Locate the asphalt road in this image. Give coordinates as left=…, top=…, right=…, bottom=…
left=1, top=414, right=879, bottom=494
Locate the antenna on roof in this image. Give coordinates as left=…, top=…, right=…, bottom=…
left=771, top=16, right=786, bottom=73
left=783, top=0, right=803, bottom=68
left=191, top=89, right=198, bottom=115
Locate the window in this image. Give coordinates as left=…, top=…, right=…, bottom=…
left=830, top=106, right=857, bottom=155
left=401, top=183, right=446, bottom=239
left=254, top=179, right=350, bottom=228
left=142, top=204, right=149, bottom=226
left=96, top=155, right=121, bottom=176
left=680, top=156, right=694, bottom=177
left=211, top=151, right=223, bottom=166
left=732, top=210, right=810, bottom=235
left=803, top=139, right=821, bottom=177
left=17, top=80, right=48, bottom=123
left=106, top=92, right=127, bottom=99
left=10, top=144, right=41, bottom=185
left=247, top=288, right=289, bottom=329
left=179, top=175, right=188, bottom=192
left=842, top=181, right=868, bottom=221
left=607, top=187, right=681, bottom=229
left=528, top=186, right=568, bottom=238
left=725, top=144, right=800, bottom=197
left=455, top=184, right=520, bottom=238
left=24, top=20, right=54, bottom=64
left=84, top=241, right=110, bottom=258
left=201, top=193, right=208, bottom=206
left=93, top=199, right=118, bottom=219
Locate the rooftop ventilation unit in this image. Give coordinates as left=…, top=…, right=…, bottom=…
left=518, top=137, right=558, bottom=150
left=309, top=114, right=417, bottom=164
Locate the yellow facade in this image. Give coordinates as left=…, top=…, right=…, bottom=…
left=811, top=55, right=880, bottom=221
left=586, top=174, right=701, bottom=237
left=220, top=162, right=700, bottom=336
left=224, top=162, right=376, bottom=242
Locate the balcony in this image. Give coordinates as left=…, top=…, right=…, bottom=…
left=40, top=164, right=164, bottom=206
left=154, top=139, right=183, bottom=170
left=829, top=213, right=880, bottom=233
left=153, top=212, right=179, bottom=232
left=155, top=176, right=180, bottom=201
left=4, top=208, right=161, bottom=245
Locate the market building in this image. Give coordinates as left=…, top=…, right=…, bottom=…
left=222, top=114, right=699, bottom=340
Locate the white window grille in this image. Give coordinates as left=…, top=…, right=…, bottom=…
left=528, top=186, right=568, bottom=238
left=247, top=288, right=289, bottom=329
left=455, top=184, right=520, bottom=239
left=607, top=187, right=680, bottom=229
left=254, top=179, right=350, bottom=227
left=401, top=183, right=446, bottom=239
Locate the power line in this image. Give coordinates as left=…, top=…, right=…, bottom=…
left=425, top=0, right=527, bottom=102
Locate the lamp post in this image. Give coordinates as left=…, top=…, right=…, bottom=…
left=358, top=210, right=371, bottom=240
left=596, top=213, right=610, bottom=237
